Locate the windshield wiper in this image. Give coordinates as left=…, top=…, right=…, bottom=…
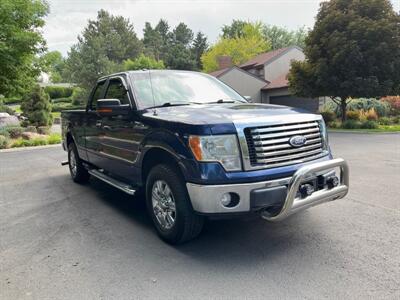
left=204, top=99, right=237, bottom=104
left=148, top=102, right=191, bottom=109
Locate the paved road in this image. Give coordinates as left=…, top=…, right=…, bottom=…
left=1, top=133, right=399, bottom=299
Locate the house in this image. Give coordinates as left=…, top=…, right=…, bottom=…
left=210, top=46, right=319, bottom=112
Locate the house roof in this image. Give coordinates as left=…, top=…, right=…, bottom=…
left=209, top=67, right=231, bottom=77
left=209, top=66, right=269, bottom=84
left=262, top=73, right=289, bottom=90
left=240, top=46, right=301, bottom=69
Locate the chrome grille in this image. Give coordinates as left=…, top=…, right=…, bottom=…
left=244, top=121, right=326, bottom=168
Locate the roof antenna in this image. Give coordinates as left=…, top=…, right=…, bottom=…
left=148, top=69, right=157, bottom=116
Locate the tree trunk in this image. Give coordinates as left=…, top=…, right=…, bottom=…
left=340, top=99, right=347, bottom=123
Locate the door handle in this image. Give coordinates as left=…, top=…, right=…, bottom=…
left=134, top=121, right=145, bottom=127
left=95, top=121, right=102, bottom=128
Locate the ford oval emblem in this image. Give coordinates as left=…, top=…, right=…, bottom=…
left=289, top=135, right=307, bottom=147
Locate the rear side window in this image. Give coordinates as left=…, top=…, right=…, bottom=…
left=104, top=78, right=130, bottom=105
left=89, top=81, right=106, bottom=110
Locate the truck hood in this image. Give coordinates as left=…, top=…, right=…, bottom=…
left=142, top=103, right=319, bottom=126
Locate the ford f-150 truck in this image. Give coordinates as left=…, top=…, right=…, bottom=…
left=62, top=70, right=349, bottom=244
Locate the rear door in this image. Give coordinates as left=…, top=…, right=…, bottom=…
left=85, top=79, right=107, bottom=167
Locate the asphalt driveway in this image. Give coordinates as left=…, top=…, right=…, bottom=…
left=0, top=133, right=399, bottom=299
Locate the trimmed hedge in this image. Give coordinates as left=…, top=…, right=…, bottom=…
left=52, top=102, right=83, bottom=112
left=1, top=97, right=22, bottom=105
left=0, top=102, right=15, bottom=115
left=44, top=86, right=74, bottom=99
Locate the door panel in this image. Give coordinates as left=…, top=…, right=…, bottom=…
left=99, top=77, right=145, bottom=182
left=85, top=80, right=107, bottom=167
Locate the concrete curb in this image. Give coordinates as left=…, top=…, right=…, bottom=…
left=0, top=143, right=62, bottom=153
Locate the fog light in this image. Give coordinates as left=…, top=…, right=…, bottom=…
left=220, top=192, right=240, bottom=208
left=327, top=176, right=339, bottom=189
left=299, top=184, right=315, bottom=198
left=220, top=193, right=232, bottom=207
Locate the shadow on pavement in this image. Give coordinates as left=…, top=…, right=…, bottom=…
left=83, top=176, right=317, bottom=268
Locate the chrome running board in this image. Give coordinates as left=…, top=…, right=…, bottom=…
left=88, top=169, right=136, bottom=195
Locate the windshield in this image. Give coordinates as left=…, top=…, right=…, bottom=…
left=129, top=71, right=246, bottom=109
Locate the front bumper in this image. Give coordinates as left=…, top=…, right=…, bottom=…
left=186, top=158, right=349, bottom=221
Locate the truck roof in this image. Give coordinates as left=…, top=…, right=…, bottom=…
left=97, top=69, right=203, bottom=82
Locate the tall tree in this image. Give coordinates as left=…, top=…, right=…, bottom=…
left=201, top=23, right=270, bottom=72
left=262, top=25, right=307, bottom=49
left=191, top=32, right=208, bottom=70
left=0, top=0, right=48, bottom=96
left=143, top=22, right=162, bottom=60
left=288, top=0, right=400, bottom=122
left=123, top=54, right=165, bottom=70
left=39, top=51, right=66, bottom=83
left=222, top=20, right=250, bottom=39
left=64, top=10, right=142, bottom=90
left=172, top=23, right=194, bottom=46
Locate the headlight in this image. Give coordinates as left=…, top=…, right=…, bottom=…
left=189, top=135, right=242, bottom=171
left=318, top=119, right=329, bottom=150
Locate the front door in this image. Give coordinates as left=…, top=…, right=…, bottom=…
left=99, top=76, right=145, bottom=182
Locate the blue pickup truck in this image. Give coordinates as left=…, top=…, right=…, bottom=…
left=62, top=70, right=349, bottom=244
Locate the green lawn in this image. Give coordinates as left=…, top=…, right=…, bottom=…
left=329, top=124, right=400, bottom=133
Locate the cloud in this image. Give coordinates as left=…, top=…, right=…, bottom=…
left=43, top=0, right=400, bottom=56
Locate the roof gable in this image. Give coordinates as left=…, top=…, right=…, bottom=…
left=240, top=46, right=302, bottom=69
left=210, top=66, right=269, bottom=84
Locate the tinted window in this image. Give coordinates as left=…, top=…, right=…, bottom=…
left=105, top=79, right=130, bottom=105
left=90, top=81, right=106, bottom=110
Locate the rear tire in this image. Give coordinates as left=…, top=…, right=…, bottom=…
left=68, top=142, right=90, bottom=183
left=146, top=164, right=204, bottom=244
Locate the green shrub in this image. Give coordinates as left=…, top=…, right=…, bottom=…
left=52, top=97, right=72, bottom=103
left=360, top=120, right=378, bottom=129
left=2, top=97, right=22, bottom=105
left=47, top=133, right=61, bottom=144
left=342, top=120, right=361, bottom=129
left=21, top=85, right=53, bottom=127
left=52, top=102, right=81, bottom=112
left=37, top=126, right=50, bottom=135
left=25, top=126, right=37, bottom=133
left=346, top=110, right=360, bottom=120
left=324, top=98, right=391, bottom=118
left=0, top=135, right=9, bottom=149
left=71, top=87, right=88, bottom=106
left=0, top=128, right=10, bottom=138
left=5, top=126, right=24, bottom=138
left=378, top=117, right=392, bottom=125
left=347, top=98, right=390, bottom=117
left=319, top=110, right=336, bottom=124
left=44, top=86, right=74, bottom=99
left=329, top=120, right=340, bottom=128
left=392, top=116, right=400, bottom=124
left=381, top=96, right=400, bottom=115
left=0, top=101, right=15, bottom=115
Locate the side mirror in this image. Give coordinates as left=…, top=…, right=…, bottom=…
left=244, top=96, right=253, bottom=103
left=96, top=99, right=130, bottom=116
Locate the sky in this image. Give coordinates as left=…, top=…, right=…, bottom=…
left=43, top=0, right=400, bottom=56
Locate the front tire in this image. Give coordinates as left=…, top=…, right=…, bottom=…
left=68, top=143, right=90, bottom=183
left=146, top=164, right=204, bottom=244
